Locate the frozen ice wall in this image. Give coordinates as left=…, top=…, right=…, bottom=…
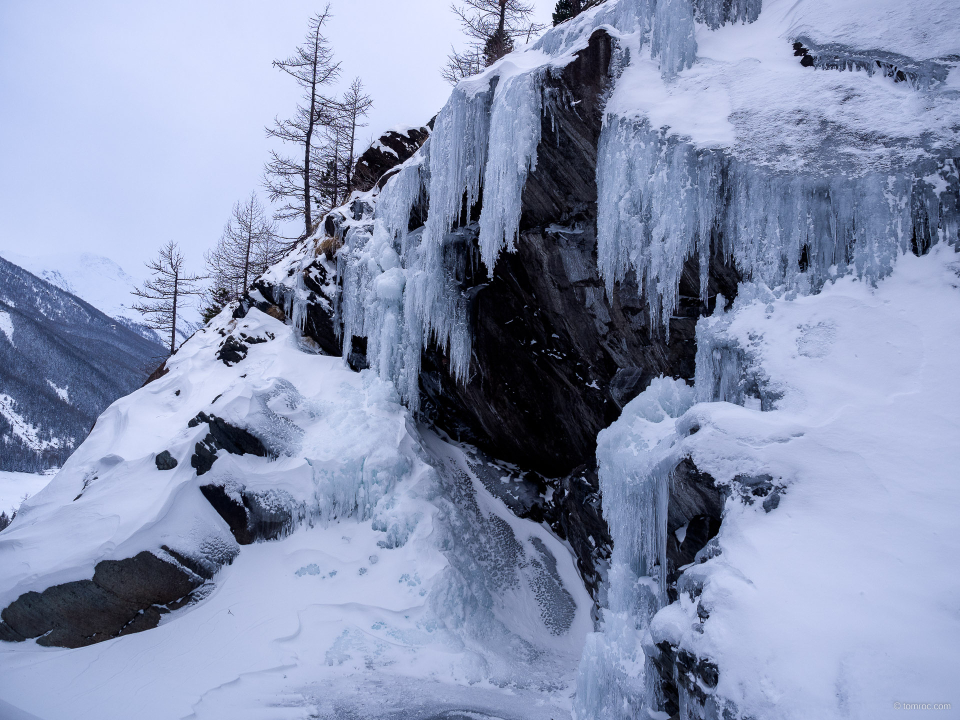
left=336, top=0, right=747, bottom=406
left=574, top=377, right=696, bottom=719
left=576, top=247, right=960, bottom=719
left=337, top=67, right=547, bottom=411
left=338, top=0, right=959, bottom=410
left=572, top=0, right=960, bottom=715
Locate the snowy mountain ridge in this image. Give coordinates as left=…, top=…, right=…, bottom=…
left=0, top=255, right=166, bottom=472
left=0, top=250, right=201, bottom=345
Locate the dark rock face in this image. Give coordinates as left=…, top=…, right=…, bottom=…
left=241, top=266, right=342, bottom=359
left=198, top=483, right=294, bottom=546
left=640, top=457, right=726, bottom=718
left=666, top=459, right=724, bottom=593
left=652, top=642, right=721, bottom=718
left=418, top=30, right=741, bottom=478
left=0, top=551, right=204, bottom=648
left=216, top=335, right=248, bottom=366
left=188, top=412, right=271, bottom=476
left=351, top=126, right=431, bottom=194
left=155, top=450, right=178, bottom=471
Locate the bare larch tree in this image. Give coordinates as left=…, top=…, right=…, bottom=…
left=264, top=7, right=340, bottom=240
left=443, top=0, right=545, bottom=84
left=315, top=77, right=374, bottom=212
left=205, top=192, right=280, bottom=304
left=132, top=241, right=204, bottom=355
left=340, top=78, right=374, bottom=199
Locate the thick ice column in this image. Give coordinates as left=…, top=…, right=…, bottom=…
left=573, top=378, right=697, bottom=720
left=478, top=70, right=544, bottom=273
left=652, top=0, right=697, bottom=78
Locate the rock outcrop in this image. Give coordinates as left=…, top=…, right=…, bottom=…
left=0, top=551, right=209, bottom=648
left=351, top=125, right=432, bottom=194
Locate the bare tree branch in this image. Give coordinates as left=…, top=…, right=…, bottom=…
left=132, top=241, right=204, bottom=355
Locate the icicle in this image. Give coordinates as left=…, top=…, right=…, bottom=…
left=573, top=377, right=696, bottom=720
left=595, top=116, right=955, bottom=335
left=478, top=70, right=544, bottom=273
left=652, top=0, right=697, bottom=79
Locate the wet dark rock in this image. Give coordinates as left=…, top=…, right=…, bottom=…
left=415, top=30, right=742, bottom=477
left=142, top=361, right=169, bottom=387
left=732, top=472, right=786, bottom=513
left=243, top=266, right=342, bottom=358
left=347, top=336, right=370, bottom=371
left=667, top=460, right=724, bottom=571
left=216, top=335, right=248, bottom=366
left=552, top=465, right=611, bottom=601
left=188, top=412, right=270, bottom=476
left=198, top=483, right=294, bottom=546
left=0, top=551, right=204, bottom=649
left=352, top=126, right=431, bottom=194
left=155, top=450, right=178, bottom=471
left=652, top=641, right=722, bottom=718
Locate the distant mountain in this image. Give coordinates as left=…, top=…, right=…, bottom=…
left=0, top=256, right=167, bottom=472
left=0, top=251, right=201, bottom=346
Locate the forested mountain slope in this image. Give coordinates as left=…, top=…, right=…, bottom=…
left=0, top=256, right=166, bottom=471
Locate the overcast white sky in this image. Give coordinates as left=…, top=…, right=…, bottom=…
left=0, top=0, right=553, bottom=275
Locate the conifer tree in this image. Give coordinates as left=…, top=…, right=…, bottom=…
left=552, top=0, right=599, bottom=25
left=552, top=0, right=581, bottom=25
left=442, top=0, right=545, bottom=84
left=263, top=7, right=340, bottom=240
left=132, top=242, right=204, bottom=355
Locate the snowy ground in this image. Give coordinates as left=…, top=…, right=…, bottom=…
left=0, top=471, right=53, bottom=517
left=0, top=307, right=591, bottom=720
left=581, top=246, right=960, bottom=719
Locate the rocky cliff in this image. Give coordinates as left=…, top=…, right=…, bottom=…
left=2, top=1, right=959, bottom=718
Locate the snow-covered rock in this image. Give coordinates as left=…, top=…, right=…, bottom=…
left=0, top=305, right=593, bottom=718
left=577, top=246, right=960, bottom=720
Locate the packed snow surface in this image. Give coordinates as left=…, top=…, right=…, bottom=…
left=0, top=471, right=52, bottom=517
left=0, top=307, right=592, bottom=719
left=577, top=246, right=960, bottom=719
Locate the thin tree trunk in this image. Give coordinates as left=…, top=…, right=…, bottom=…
left=171, top=270, right=179, bottom=356
left=303, top=22, right=323, bottom=239
left=499, top=1, right=506, bottom=33
left=346, top=110, right=356, bottom=198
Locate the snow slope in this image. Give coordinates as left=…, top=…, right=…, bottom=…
left=0, top=471, right=52, bottom=518
left=0, top=306, right=592, bottom=720
left=579, top=246, right=960, bottom=719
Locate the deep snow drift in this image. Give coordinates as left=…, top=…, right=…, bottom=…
left=576, top=246, right=960, bottom=720
left=0, top=307, right=592, bottom=719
